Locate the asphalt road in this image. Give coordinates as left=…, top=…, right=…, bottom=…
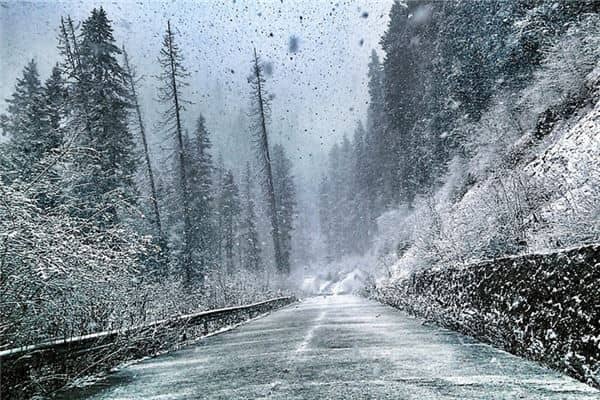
left=63, top=295, right=599, bottom=399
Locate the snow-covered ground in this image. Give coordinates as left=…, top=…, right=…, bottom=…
left=58, top=295, right=599, bottom=399
left=300, top=268, right=369, bottom=295
left=371, top=67, right=600, bottom=282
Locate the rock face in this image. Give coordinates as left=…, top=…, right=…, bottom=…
left=376, top=245, right=600, bottom=389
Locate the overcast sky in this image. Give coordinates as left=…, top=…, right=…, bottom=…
left=1, top=0, right=393, bottom=179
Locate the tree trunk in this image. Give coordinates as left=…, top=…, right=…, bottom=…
left=166, top=20, right=193, bottom=286
left=122, top=47, right=168, bottom=266
left=252, top=48, right=285, bottom=274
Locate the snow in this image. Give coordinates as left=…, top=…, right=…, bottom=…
left=369, top=60, right=600, bottom=282
left=527, top=101, right=600, bottom=187
left=57, top=295, right=599, bottom=400
left=0, top=297, right=293, bottom=359
left=376, top=244, right=600, bottom=389
left=299, top=267, right=368, bottom=295
left=522, top=98, right=600, bottom=251
left=2, top=2, right=599, bottom=397
left=331, top=269, right=368, bottom=295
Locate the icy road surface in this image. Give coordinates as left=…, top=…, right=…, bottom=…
left=63, top=295, right=598, bottom=399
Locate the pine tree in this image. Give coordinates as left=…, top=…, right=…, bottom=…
left=271, top=144, right=296, bottom=274
left=248, top=48, right=285, bottom=274
left=122, top=46, right=167, bottom=262
left=1, top=60, right=48, bottom=183
left=217, top=170, right=241, bottom=274
left=212, top=155, right=227, bottom=266
left=57, top=15, right=93, bottom=157
left=352, top=121, right=373, bottom=253
left=70, top=7, right=137, bottom=226
left=365, top=50, right=387, bottom=212
left=58, top=16, right=83, bottom=81
left=381, top=1, right=421, bottom=207
left=41, top=65, right=66, bottom=155
left=35, top=65, right=68, bottom=208
left=156, top=19, right=193, bottom=284
left=242, top=163, right=261, bottom=272
left=327, top=143, right=344, bottom=259
left=337, top=136, right=354, bottom=255
left=187, top=115, right=215, bottom=282
left=1, top=62, right=67, bottom=212
left=318, top=175, right=334, bottom=263
left=318, top=126, right=377, bottom=260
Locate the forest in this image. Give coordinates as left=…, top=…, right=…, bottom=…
left=1, top=0, right=599, bottom=361
left=317, top=0, right=600, bottom=284
left=0, top=7, right=298, bottom=349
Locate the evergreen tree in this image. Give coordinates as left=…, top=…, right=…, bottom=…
left=212, top=155, right=226, bottom=265
left=0, top=60, right=49, bottom=183
left=70, top=7, right=137, bottom=226
left=1, top=62, right=68, bottom=211
left=122, top=46, right=167, bottom=264
left=352, top=121, right=373, bottom=253
left=318, top=175, right=334, bottom=263
left=248, top=48, right=285, bottom=274
left=217, top=170, right=241, bottom=274
left=187, top=115, right=215, bottom=282
left=271, top=144, right=296, bottom=274
left=381, top=1, right=417, bottom=207
left=241, top=163, right=261, bottom=272
left=36, top=65, right=68, bottom=208
left=57, top=15, right=94, bottom=168
left=41, top=65, right=66, bottom=156
left=318, top=128, right=374, bottom=261
left=156, top=19, right=193, bottom=284
left=324, top=143, right=344, bottom=259
left=365, top=50, right=387, bottom=211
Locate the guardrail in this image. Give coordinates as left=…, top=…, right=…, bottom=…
left=1, top=296, right=296, bottom=399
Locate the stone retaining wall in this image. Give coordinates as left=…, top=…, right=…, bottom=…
left=376, top=245, right=600, bottom=388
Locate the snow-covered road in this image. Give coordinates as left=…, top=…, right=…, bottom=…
left=62, top=295, right=598, bottom=399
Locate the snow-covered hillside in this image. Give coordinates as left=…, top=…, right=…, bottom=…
left=378, top=37, right=600, bottom=281
left=525, top=92, right=600, bottom=250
